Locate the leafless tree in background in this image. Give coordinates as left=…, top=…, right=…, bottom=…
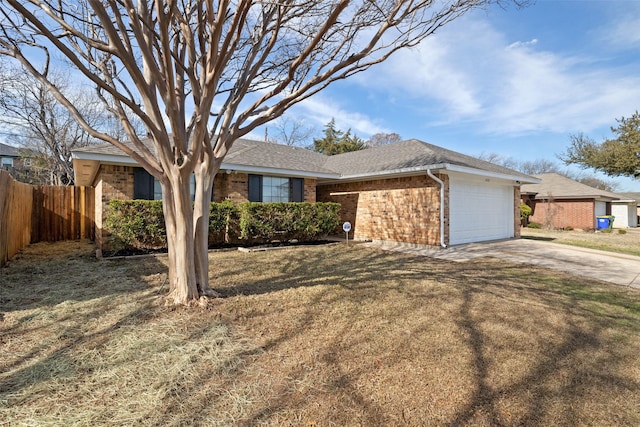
left=0, top=65, right=111, bottom=185
left=266, top=116, right=315, bottom=147
left=366, top=132, right=402, bottom=147
left=478, top=152, right=618, bottom=191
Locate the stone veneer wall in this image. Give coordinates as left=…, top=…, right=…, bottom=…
left=317, top=174, right=445, bottom=246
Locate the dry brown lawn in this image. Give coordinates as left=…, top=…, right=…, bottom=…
left=2, top=240, right=640, bottom=426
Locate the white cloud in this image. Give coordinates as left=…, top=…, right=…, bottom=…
left=507, top=38, right=538, bottom=49
left=599, top=8, right=640, bottom=49
left=352, top=11, right=640, bottom=137
left=357, top=17, right=492, bottom=119
left=294, top=95, right=390, bottom=137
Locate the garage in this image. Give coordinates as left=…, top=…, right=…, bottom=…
left=448, top=174, right=515, bottom=245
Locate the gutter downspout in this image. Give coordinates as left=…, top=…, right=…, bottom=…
left=426, top=169, right=447, bottom=248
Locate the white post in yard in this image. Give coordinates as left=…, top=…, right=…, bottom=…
left=343, top=221, right=351, bottom=246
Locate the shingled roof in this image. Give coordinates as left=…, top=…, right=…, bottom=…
left=521, top=173, right=623, bottom=200
left=324, top=139, right=534, bottom=180
left=619, top=192, right=640, bottom=204
left=73, top=137, right=336, bottom=176
left=73, top=137, right=537, bottom=183
left=222, top=139, right=334, bottom=174
left=0, top=142, right=20, bottom=157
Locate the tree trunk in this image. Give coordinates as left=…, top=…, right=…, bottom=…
left=162, top=171, right=199, bottom=305
left=193, top=161, right=220, bottom=297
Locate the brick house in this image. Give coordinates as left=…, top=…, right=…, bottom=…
left=72, top=138, right=538, bottom=249
left=0, top=142, right=22, bottom=171
left=520, top=173, right=638, bottom=229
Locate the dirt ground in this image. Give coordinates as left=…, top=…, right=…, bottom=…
left=2, top=240, right=640, bottom=426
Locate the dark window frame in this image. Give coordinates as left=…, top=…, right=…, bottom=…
left=248, top=174, right=305, bottom=203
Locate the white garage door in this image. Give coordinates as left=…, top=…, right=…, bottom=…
left=449, top=176, right=514, bottom=245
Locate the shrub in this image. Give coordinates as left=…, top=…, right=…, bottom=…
left=618, top=229, right=627, bottom=235
left=239, top=202, right=340, bottom=241
left=209, top=199, right=241, bottom=244
left=564, top=226, right=573, bottom=231
left=527, top=221, right=541, bottom=229
left=104, top=200, right=166, bottom=250
left=105, top=200, right=341, bottom=251
left=520, top=203, right=532, bottom=222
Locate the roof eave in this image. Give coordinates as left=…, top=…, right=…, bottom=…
left=443, top=164, right=540, bottom=184
left=318, top=163, right=539, bottom=185
left=220, top=163, right=339, bottom=179
left=318, top=163, right=449, bottom=184
left=533, top=194, right=619, bottom=201
left=72, top=150, right=339, bottom=179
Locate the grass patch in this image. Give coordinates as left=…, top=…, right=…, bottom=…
left=2, top=241, right=640, bottom=425
left=522, top=228, right=640, bottom=257
left=559, top=239, right=640, bottom=257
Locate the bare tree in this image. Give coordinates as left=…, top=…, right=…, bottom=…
left=0, top=65, right=111, bottom=185
left=0, top=0, right=524, bottom=305
left=478, top=152, right=618, bottom=191
left=366, top=132, right=402, bottom=147
left=266, top=116, right=315, bottom=147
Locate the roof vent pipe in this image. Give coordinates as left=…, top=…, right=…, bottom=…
left=426, top=169, right=447, bottom=248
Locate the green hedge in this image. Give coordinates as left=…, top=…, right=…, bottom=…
left=104, top=200, right=341, bottom=251
left=104, top=200, right=167, bottom=249
left=239, top=202, right=341, bottom=242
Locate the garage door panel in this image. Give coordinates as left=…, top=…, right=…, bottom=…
left=449, top=178, right=514, bottom=245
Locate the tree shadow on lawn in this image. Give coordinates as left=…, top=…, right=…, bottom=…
left=3, top=242, right=640, bottom=425
left=207, top=245, right=640, bottom=425
left=0, top=240, right=170, bottom=402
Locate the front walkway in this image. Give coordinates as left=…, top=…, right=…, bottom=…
left=366, top=238, right=640, bottom=289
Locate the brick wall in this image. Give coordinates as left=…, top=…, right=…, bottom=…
left=528, top=198, right=595, bottom=229
left=94, top=164, right=135, bottom=249
left=213, top=172, right=249, bottom=201
left=304, top=178, right=317, bottom=202
left=317, top=174, right=444, bottom=246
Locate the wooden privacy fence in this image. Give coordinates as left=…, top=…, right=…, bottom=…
left=31, top=185, right=95, bottom=243
left=0, top=170, right=94, bottom=266
left=0, top=170, right=33, bottom=267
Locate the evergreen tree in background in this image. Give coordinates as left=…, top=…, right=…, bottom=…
left=313, top=119, right=366, bottom=155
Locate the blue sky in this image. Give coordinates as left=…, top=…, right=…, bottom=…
left=259, top=0, right=640, bottom=191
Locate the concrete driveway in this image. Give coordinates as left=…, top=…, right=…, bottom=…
left=367, top=238, right=640, bottom=289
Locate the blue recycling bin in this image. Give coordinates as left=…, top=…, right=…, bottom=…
left=596, top=216, right=614, bottom=230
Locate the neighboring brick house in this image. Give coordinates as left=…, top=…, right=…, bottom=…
left=521, top=173, right=638, bottom=229
left=72, top=138, right=537, bottom=249
left=0, top=142, right=22, bottom=171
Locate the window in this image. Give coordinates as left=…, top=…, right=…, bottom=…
left=1, top=157, right=13, bottom=167
left=248, top=174, right=304, bottom=203
left=263, top=176, right=290, bottom=202
left=134, top=168, right=204, bottom=201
